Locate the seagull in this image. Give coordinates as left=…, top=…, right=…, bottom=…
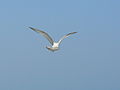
left=29, top=27, right=77, bottom=52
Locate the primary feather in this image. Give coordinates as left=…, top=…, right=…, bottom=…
left=58, top=32, right=77, bottom=45
left=29, top=27, right=54, bottom=45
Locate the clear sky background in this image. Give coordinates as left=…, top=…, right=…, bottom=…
left=0, top=0, right=120, bottom=90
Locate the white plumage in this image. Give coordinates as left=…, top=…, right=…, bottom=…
left=29, top=27, right=77, bottom=52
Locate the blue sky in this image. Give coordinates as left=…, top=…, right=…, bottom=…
left=0, top=0, right=120, bottom=90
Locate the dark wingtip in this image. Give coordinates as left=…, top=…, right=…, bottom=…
left=71, top=32, right=77, bottom=34
left=29, top=27, right=36, bottom=31
left=74, top=32, right=77, bottom=33
left=29, top=27, right=33, bottom=29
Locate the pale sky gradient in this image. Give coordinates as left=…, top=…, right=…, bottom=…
left=0, top=0, right=120, bottom=90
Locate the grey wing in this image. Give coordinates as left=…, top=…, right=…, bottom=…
left=29, top=27, right=54, bottom=45
left=58, top=32, right=77, bottom=45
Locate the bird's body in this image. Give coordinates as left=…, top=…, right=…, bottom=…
left=29, top=27, right=77, bottom=52
left=46, top=42, right=59, bottom=52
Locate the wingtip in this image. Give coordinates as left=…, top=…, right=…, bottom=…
left=29, top=27, right=33, bottom=29
left=29, top=27, right=35, bottom=30
left=72, top=32, right=77, bottom=34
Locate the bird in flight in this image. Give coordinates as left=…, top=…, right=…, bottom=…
left=29, top=27, right=77, bottom=52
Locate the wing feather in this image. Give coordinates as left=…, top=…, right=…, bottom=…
left=58, top=32, right=77, bottom=45
left=29, top=27, right=54, bottom=45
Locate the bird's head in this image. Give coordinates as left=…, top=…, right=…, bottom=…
left=46, top=46, right=51, bottom=49
left=46, top=46, right=59, bottom=52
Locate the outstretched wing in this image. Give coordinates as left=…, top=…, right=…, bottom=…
left=58, top=32, right=77, bottom=45
left=29, top=27, right=54, bottom=45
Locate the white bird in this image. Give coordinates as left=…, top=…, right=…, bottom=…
left=29, top=27, right=77, bottom=52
